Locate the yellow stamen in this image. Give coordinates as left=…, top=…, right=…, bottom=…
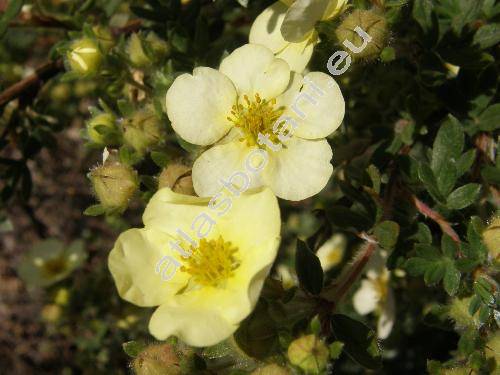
left=227, top=93, right=284, bottom=146
left=181, top=236, right=239, bottom=287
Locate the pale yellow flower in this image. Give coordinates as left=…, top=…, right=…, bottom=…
left=352, top=251, right=395, bottom=339
left=166, top=44, right=345, bottom=201
left=250, top=0, right=349, bottom=72
left=316, top=233, right=346, bottom=271
left=108, top=187, right=281, bottom=347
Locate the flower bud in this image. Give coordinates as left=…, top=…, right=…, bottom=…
left=86, top=112, right=118, bottom=145
left=127, top=32, right=169, bottom=68
left=123, top=109, right=164, bottom=155
left=335, top=9, right=389, bottom=61
left=92, top=25, right=115, bottom=52
left=90, top=162, right=138, bottom=213
left=158, top=163, right=195, bottom=195
left=448, top=297, right=480, bottom=331
left=482, top=216, right=500, bottom=259
left=67, top=38, right=102, bottom=75
left=132, top=344, right=181, bottom=375
left=287, top=335, right=329, bottom=374
left=251, top=364, right=291, bottom=375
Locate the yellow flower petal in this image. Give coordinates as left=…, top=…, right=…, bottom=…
left=149, top=302, right=237, bottom=346
left=249, top=2, right=315, bottom=72
left=108, top=228, right=189, bottom=307
left=283, top=72, right=345, bottom=139
left=220, top=44, right=291, bottom=100
left=281, top=0, right=330, bottom=42
left=250, top=2, right=289, bottom=54
left=262, top=137, right=333, bottom=200
left=275, top=37, right=315, bottom=73
left=191, top=140, right=264, bottom=197
left=166, top=67, right=236, bottom=145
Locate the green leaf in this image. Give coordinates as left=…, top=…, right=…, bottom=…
left=473, top=23, right=500, bottom=49
left=443, top=263, right=460, bottom=296
left=424, top=261, right=446, bottom=285
left=374, top=221, right=400, bottom=249
left=366, top=165, right=381, bottom=194
left=436, top=162, right=457, bottom=196
left=412, top=0, right=434, bottom=33
left=414, top=223, right=433, bottom=244
left=477, top=104, right=500, bottom=131
left=83, top=204, right=106, bottom=216
left=330, top=314, right=381, bottom=370
left=417, top=162, right=444, bottom=202
left=150, top=151, right=169, bottom=168
left=431, top=117, right=463, bottom=187
left=481, top=166, right=500, bottom=185
left=295, top=240, right=323, bottom=295
left=446, top=184, right=481, bottom=209
left=326, top=205, right=372, bottom=230
left=456, top=149, right=476, bottom=178
left=474, top=278, right=495, bottom=305
left=416, top=244, right=441, bottom=260
left=122, top=341, right=146, bottom=358
left=441, top=235, right=458, bottom=259
left=234, top=302, right=279, bottom=359
left=0, top=0, right=24, bottom=38
left=406, top=257, right=431, bottom=276
left=468, top=295, right=482, bottom=315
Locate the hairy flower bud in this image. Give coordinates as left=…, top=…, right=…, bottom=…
left=335, top=9, right=389, bottom=61
left=132, top=344, right=181, bottom=375
left=158, top=163, right=195, bottom=195
left=251, top=364, right=291, bottom=375
left=90, top=162, right=138, bottom=213
left=483, top=216, right=500, bottom=259
left=127, top=32, right=169, bottom=68
left=123, top=109, right=164, bottom=155
left=86, top=112, right=118, bottom=145
left=67, top=38, right=102, bottom=75
left=287, top=335, right=329, bottom=374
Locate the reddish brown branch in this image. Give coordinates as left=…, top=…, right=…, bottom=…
left=412, top=195, right=461, bottom=243
left=0, top=59, right=64, bottom=107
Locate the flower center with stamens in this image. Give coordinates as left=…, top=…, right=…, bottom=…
left=227, top=93, right=284, bottom=146
left=181, top=236, right=239, bottom=287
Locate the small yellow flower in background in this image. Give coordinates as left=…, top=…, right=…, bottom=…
left=17, top=239, right=86, bottom=288
left=316, top=233, right=346, bottom=271
left=108, top=187, right=281, bottom=347
left=352, top=250, right=395, bottom=340
left=250, top=0, right=349, bottom=72
left=166, top=44, right=345, bottom=201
